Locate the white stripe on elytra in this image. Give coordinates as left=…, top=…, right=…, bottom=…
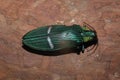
left=47, top=26, right=52, bottom=34
left=47, top=36, right=54, bottom=49
left=47, top=26, right=54, bottom=49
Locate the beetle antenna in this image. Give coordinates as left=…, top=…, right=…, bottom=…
left=83, top=22, right=95, bottom=31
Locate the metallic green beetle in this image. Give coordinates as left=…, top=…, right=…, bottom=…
left=22, top=22, right=98, bottom=54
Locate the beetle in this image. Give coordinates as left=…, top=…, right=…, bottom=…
left=22, top=22, right=98, bottom=54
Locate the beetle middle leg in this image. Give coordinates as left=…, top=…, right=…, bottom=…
left=76, top=46, right=81, bottom=54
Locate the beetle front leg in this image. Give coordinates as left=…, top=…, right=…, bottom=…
left=76, top=45, right=84, bottom=54
left=82, top=44, right=85, bottom=53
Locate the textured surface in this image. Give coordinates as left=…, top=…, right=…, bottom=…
left=0, top=0, right=120, bottom=80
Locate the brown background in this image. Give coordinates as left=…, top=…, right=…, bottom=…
left=0, top=0, right=120, bottom=80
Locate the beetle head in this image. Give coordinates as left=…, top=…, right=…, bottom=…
left=82, top=22, right=98, bottom=44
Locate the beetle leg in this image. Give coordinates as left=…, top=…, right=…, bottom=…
left=82, top=44, right=84, bottom=53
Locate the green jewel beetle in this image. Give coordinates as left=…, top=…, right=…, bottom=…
left=22, top=22, right=98, bottom=54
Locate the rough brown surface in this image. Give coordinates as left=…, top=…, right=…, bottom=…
left=0, top=0, right=120, bottom=80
